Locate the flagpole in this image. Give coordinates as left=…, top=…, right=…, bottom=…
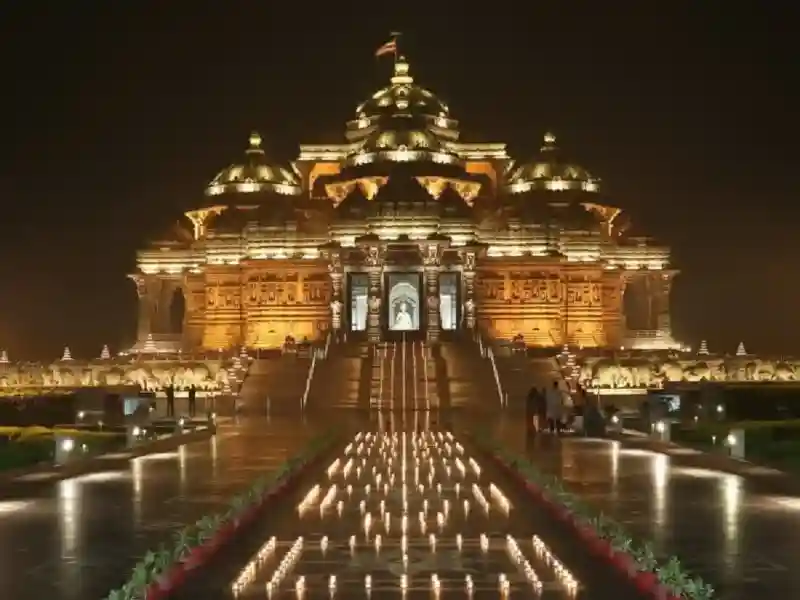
left=391, top=31, right=402, bottom=65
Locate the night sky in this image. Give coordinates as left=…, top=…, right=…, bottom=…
left=0, top=4, right=797, bottom=359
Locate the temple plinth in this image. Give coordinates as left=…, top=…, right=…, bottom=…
left=128, top=55, right=678, bottom=350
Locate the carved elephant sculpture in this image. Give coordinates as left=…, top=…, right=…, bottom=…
left=657, top=361, right=684, bottom=383
left=774, top=363, right=796, bottom=381
left=683, top=361, right=711, bottom=382
left=754, top=361, right=776, bottom=381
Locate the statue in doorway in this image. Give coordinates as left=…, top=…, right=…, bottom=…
left=393, top=301, right=413, bottom=330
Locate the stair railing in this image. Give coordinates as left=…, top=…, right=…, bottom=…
left=486, top=346, right=505, bottom=408
left=323, top=331, right=332, bottom=359
left=301, top=352, right=317, bottom=410
left=377, top=345, right=384, bottom=410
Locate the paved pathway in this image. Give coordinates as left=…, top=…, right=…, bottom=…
left=522, top=432, right=800, bottom=600
left=0, top=417, right=323, bottom=600
left=174, top=427, right=647, bottom=599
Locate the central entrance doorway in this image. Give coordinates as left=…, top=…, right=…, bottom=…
left=384, top=272, right=423, bottom=341
left=386, top=272, right=422, bottom=332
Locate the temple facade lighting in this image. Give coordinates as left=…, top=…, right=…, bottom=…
left=129, top=56, right=677, bottom=351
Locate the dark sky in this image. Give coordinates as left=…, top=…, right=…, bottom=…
left=0, top=3, right=797, bottom=359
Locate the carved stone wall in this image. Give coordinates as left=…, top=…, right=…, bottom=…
left=242, top=261, right=330, bottom=348
left=202, top=265, right=245, bottom=349
left=475, top=262, right=609, bottom=347
left=183, top=273, right=206, bottom=348
left=600, top=272, right=625, bottom=347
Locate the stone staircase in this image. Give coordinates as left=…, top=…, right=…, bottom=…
left=369, top=342, right=395, bottom=410
left=438, top=333, right=500, bottom=411
left=489, top=344, right=565, bottom=411
left=308, top=340, right=368, bottom=409
left=369, top=338, right=441, bottom=410
left=238, top=356, right=310, bottom=415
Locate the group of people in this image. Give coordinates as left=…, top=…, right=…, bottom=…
left=164, top=383, right=198, bottom=418
left=526, top=381, right=607, bottom=437
left=527, top=381, right=578, bottom=434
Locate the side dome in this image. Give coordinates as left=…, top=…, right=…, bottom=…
left=205, top=132, right=302, bottom=199
left=505, top=132, right=600, bottom=194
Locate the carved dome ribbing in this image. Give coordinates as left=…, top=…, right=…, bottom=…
left=346, top=58, right=459, bottom=146
left=354, top=58, right=451, bottom=121
left=205, top=132, right=302, bottom=198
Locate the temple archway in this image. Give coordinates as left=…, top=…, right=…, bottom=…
left=622, top=277, right=650, bottom=331
left=169, top=287, right=186, bottom=333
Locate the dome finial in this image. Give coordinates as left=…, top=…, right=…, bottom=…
left=249, top=131, right=262, bottom=148
left=544, top=131, right=556, bottom=145
left=391, top=56, right=413, bottom=85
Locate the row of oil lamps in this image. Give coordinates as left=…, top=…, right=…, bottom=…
left=231, top=430, right=578, bottom=596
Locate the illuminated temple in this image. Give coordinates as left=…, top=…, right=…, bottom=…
left=129, top=57, right=677, bottom=351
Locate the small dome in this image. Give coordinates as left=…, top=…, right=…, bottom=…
left=505, top=132, right=600, bottom=194
left=205, top=132, right=301, bottom=198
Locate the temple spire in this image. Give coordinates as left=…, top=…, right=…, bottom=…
left=697, top=340, right=709, bottom=355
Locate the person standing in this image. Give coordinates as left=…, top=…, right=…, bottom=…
left=545, top=380, right=564, bottom=434
left=166, top=383, right=175, bottom=418
left=188, top=384, right=197, bottom=418
left=526, top=386, right=539, bottom=433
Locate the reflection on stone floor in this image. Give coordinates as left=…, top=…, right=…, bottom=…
left=0, top=417, right=324, bottom=600
left=521, top=430, right=800, bottom=600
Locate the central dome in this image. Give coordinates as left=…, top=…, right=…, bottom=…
left=355, top=58, right=451, bottom=121
left=346, top=57, right=459, bottom=145
left=342, top=57, right=461, bottom=169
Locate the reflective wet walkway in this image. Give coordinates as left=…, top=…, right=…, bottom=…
left=0, top=417, right=324, bottom=600
left=175, top=427, right=645, bottom=599
left=522, top=432, right=800, bottom=600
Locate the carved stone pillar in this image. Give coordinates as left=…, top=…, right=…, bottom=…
left=602, top=272, right=626, bottom=347
left=424, top=267, right=440, bottom=342
left=128, top=273, right=152, bottom=341
left=459, top=249, right=478, bottom=329
left=652, top=271, right=676, bottom=337
left=364, top=245, right=385, bottom=343
left=327, top=253, right=343, bottom=332
left=421, top=242, right=445, bottom=342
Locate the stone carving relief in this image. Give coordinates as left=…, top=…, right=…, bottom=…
left=462, top=251, right=476, bottom=272
left=476, top=273, right=503, bottom=301
left=0, top=360, right=225, bottom=391
left=364, top=245, right=386, bottom=268
left=575, top=356, right=800, bottom=389
left=128, top=274, right=148, bottom=298
left=421, top=244, right=441, bottom=267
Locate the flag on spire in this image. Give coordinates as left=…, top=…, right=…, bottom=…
left=375, top=35, right=398, bottom=58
